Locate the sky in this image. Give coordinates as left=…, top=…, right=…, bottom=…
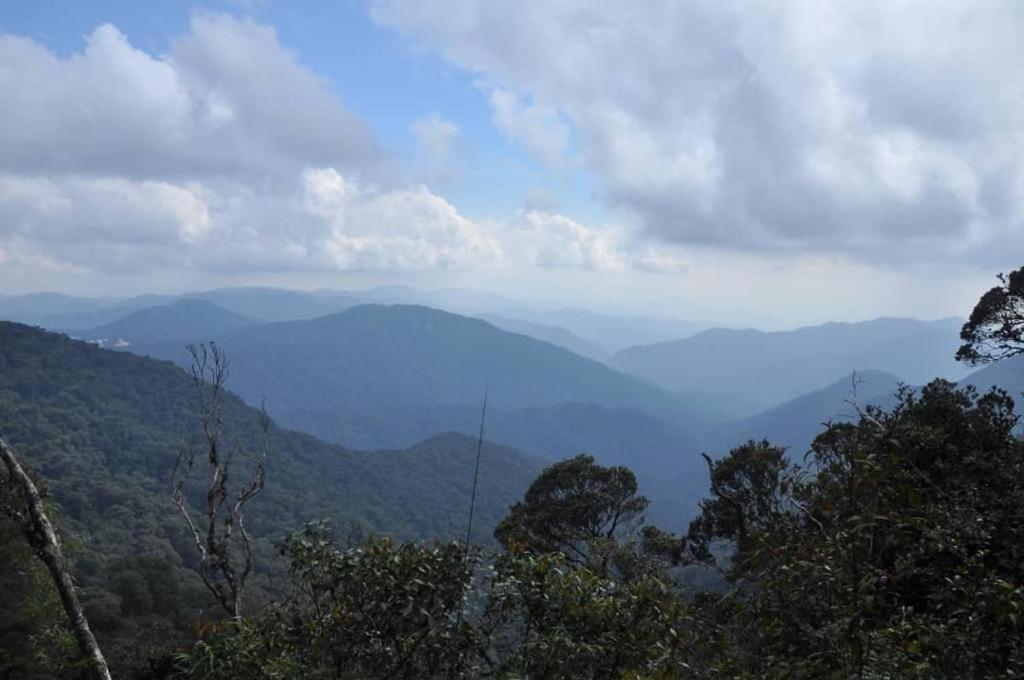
left=0, top=1, right=1021, bottom=328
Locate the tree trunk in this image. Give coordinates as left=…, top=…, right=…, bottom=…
left=0, top=437, right=112, bottom=680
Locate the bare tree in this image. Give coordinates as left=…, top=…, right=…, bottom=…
left=172, top=342, right=269, bottom=621
left=0, top=436, right=112, bottom=680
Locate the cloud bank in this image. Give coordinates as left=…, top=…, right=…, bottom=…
left=0, top=13, right=644, bottom=277
left=373, top=0, right=1024, bottom=264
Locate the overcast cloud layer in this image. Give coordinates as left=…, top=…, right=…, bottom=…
left=0, top=13, right=657, bottom=277
left=373, top=0, right=1024, bottom=264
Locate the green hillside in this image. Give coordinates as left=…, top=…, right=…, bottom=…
left=0, top=321, right=541, bottom=663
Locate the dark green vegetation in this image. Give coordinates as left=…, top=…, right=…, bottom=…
left=611, top=317, right=969, bottom=416
left=167, top=377, right=1024, bottom=679
left=0, top=321, right=540, bottom=676
left=680, top=380, right=1024, bottom=676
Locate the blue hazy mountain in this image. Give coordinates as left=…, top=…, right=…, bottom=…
left=136, top=304, right=712, bottom=427
left=71, top=299, right=257, bottom=346
left=611, top=317, right=969, bottom=418
left=505, top=306, right=709, bottom=353
left=479, top=314, right=610, bottom=361
left=710, top=370, right=903, bottom=458
left=128, top=304, right=721, bottom=527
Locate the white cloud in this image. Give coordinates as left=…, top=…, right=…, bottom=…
left=499, top=210, right=691, bottom=273
left=489, top=89, right=570, bottom=168
left=0, top=13, right=718, bottom=280
left=411, top=114, right=462, bottom=187
left=303, top=168, right=501, bottom=270
left=513, top=211, right=623, bottom=270
left=0, top=175, right=211, bottom=245
left=0, top=14, right=382, bottom=181
left=373, top=0, right=1024, bottom=264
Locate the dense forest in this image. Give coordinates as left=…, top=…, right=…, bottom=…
left=1, top=266, right=1024, bottom=678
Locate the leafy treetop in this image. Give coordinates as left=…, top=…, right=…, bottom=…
left=957, top=265, right=1024, bottom=364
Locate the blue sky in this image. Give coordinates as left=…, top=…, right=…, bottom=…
left=0, top=2, right=1020, bottom=326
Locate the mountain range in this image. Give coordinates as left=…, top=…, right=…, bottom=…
left=7, top=286, right=1021, bottom=532
left=611, top=317, right=970, bottom=417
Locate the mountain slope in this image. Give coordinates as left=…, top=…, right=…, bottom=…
left=611, top=317, right=968, bottom=417
left=506, top=307, right=708, bottom=353
left=295, top=401, right=709, bottom=528
left=71, top=299, right=257, bottom=346
left=0, top=321, right=544, bottom=653
left=131, top=304, right=716, bottom=527
left=479, top=314, right=610, bottom=361
left=0, top=321, right=539, bottom=543
left=136, top=304, right=710, bottom=428
left=711, top=370, right=902, bottom=457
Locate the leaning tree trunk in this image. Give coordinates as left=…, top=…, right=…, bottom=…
left=0, top=437, right=112, bottom=680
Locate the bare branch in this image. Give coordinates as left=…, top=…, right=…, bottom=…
left=172, top=342, right=269, bottom=620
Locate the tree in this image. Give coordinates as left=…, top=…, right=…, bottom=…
left=0, top=436, right=112, bottom=680
left=480, top=548, right=691, bottom=678
left=685, top=441, right=792, bottom=569
left=957, top=265, right=1024, bottom=364
left=494, top=454, right=649, bottom=567
left=175, top=523, right=479, bottom=679
left=171, top=343, right=269, bottom=621
left=680, top=381, right=1024, bottom=677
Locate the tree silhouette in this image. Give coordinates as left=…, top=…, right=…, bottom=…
left=957, top=265, right=1024, bottom=364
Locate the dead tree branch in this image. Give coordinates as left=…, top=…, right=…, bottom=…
left=171, top=342, right=268, bottom=621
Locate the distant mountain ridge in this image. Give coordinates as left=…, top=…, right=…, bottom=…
left=0, top=287, right=704, bottom=358
left=479, top=314, right=610, bottom=361
left=710, top=370, right=903, bottom=458
left=136, top=304, right=710, bottom=425
left=122, top=303, right=718, bottom=527
left=611, top=317, right=969, bottom=417
left=68, top=298, right=257, bottom=345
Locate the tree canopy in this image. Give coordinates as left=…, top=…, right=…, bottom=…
left=493, top=454, right=649, bottom=566
left=958, top=265, right=1024, bottom=364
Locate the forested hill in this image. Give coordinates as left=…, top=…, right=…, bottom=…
left=0, top=321, right=541, bottom=541
left=0, top=321, right=541, bottom=656
left=68, top=298, right=257, bottom=345
left=129, top=304, right=718, bottom=526
left=138, top=304, right=711, bottom=428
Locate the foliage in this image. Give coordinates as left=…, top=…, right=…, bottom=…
left=175, top=523, right=479, bottom=679
left=479, top=548, right=691, bottom=678
left=174, top=523, right=701, bottom=679
left=958, top=265, right=1024, bottom=364
left=0, top=517, right=78, bottom=678
left=682, top=380, right=1024, bottom=677
left=494, top=454, right=649, bottom=567
left=0, top=321, right=537, bottom=675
